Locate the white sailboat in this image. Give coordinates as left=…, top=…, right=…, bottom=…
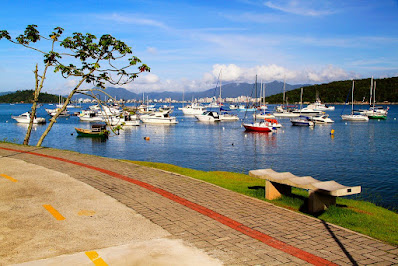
left=341, top=80, right=369, bottom=121
left=218, top=70, right=239, bottom=121
left=290, top=88, right=315, bottom=126
left=273, top=80, right=299, bottom=118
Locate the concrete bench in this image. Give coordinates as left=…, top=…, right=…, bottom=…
left=249, top=169, right=361, bottom=213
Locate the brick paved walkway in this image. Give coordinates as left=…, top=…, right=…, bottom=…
left=0, top=143, right=397, bottom=265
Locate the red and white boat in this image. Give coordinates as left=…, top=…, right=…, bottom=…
left=243, top=121, right=274, bottom=132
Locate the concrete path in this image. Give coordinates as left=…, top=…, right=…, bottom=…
left=0, top=143, right=397, bottom=265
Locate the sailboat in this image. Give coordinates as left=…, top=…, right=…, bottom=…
left=255, top=80, right=274, bottom=119
left=273, top=80, right=299, bottom=118
left=358, top=79, right=388, bottom=119
left=341, top=80, right=369, bottom=121
left=242, top=75, right=274, bottom=132
left=219, top=70, right=239, bottom=121
left=290, top=88, right=315, bottom=126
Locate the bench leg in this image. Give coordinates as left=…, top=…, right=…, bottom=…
left=265, top=180, right=292, bottom=200
left=308, top=191, right=336, bottom=213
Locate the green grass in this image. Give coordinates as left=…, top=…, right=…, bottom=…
left=129, top=160, right=398, bottom=246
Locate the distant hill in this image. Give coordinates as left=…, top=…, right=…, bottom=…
left=0, top=91, right=13, bottom=96
left=265, top=77, right=398, bottom=104
left=0, top=90, right=61, bottom=103
left=71, top=81, right=306, bottom=101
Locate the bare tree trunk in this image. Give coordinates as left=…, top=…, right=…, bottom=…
left=36, top=76, right=88, bottom=147
left=23, top=63, right=49, bottom=145
left=23, top=65, right=39, bottom=145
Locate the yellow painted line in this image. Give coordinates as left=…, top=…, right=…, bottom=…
left=43, top=205, right=65, bottom=220
left=85, top=251, right=108, bottom=266
left=0, top=174, right=17, bottom=182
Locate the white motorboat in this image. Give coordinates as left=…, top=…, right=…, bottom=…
left=290, top=116, right=315, bottom=126
left=310, top=114, right=334, bottom=124
left=195, top=111, right=221, bottom=122
left=140, top=111, right=178, bottom=124
left=255, top=112, right=275, bottom=119
left=229, top=104, right=238, bottom=110
left=219, top=111, right=239, bottom=121
left=292, top=107, right=323, bottom=116
left=79, top=110, right=104, bottom=122
left=45, top=108, right=70, bottom=117
left=12, top=112, right=46, bottom=124
left=311, top=99, right=335, bottom=111
left=181, top=102, right=207, bottom=115
left=106, top=113, right=140, bottom=126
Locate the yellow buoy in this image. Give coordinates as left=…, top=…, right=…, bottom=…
left=330, top=129, right=335, bottom=135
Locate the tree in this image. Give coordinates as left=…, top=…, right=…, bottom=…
left=1, top=25, right=149, bottom=146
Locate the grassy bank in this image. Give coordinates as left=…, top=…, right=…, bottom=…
left=130, top=160, right=398, bottom=246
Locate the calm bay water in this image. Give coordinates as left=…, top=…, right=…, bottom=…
left=1, top=103, right=397, bottom=211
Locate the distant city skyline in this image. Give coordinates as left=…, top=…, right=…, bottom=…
left=1, top=0, right=397, bottom=94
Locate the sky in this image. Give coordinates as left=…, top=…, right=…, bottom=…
left=0, top=0, right=398, bottom=94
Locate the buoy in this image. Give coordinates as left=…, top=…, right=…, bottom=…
left=345, top=122, right=347, bottom=125
left=144, top=137, right=150, bottom=141
left=222, top=127, right=225, bottom=130
left=330, top=129, right=335, bottom=135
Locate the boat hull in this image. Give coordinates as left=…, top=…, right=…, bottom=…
left=75, top=127, right=109, bottom=137
left=341, top=115, right=369, bottom=121
left=243, top=123, right=273, bottom=132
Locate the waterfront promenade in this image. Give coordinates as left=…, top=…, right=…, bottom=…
left=0, top=142, right=397, bottom=265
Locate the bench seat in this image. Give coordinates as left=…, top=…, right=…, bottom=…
left=249, top=169, right=361, bottom=213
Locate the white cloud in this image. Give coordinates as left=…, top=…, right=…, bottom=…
left=264, top=0, right=337, bottom=16
left=123, top=63, right=354, bottom=93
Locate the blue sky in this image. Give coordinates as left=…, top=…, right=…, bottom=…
left=1, top=0, right=397, bottom=94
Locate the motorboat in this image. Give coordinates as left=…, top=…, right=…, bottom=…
left=75, top=124, right=109, bottom=138
left=243, top=121, right=274, bottom=132
left=292, top=107, right=323, bottom=116
left=195, top=111, right=221, bottom=122
left=290, top=116, right=315, bottom=126
left=229, top=104, right=238, bottom=110
left=238, top=105, right=256, bottom=111
left=310, top=114, right=334, bottom=124
left=140, top=110, right=178, bottom=124
left=180, top=102, right=207, bottom=115
left=79, top=110, right=104, bottom=122
left=219, top=111, right=239, bottom=121
left=311, top=99, right=335, bottom=111
left=12, top=112, right=46, bottom=124
left=45, top=108, right=70, bottom=117
left=255, top=112, right=275, bottom=119
left=106, top=113, right=140, bottom=126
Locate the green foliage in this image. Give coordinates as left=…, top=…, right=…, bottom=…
left=130, top=160, right=398, bottom=245
left=0, top=90, right=62, bottom=103
left=265, top=77, right=398, bottom=104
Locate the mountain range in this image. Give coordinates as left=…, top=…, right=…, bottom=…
left=71, top=81, right=307, bottom=101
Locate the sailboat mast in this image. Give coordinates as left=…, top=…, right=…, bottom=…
left=369, top=76, right=373, bottom=106
left=283, top=79, right=286, bottom=107
left=373, top=80, right=376, bottom=113
left=352, top=80, right=355, bottom=114
left=300, top=87, right=303, bottom=111
left=219, top=70, right=222, bottom=106
left=254, top=75, right=257, bottom=121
